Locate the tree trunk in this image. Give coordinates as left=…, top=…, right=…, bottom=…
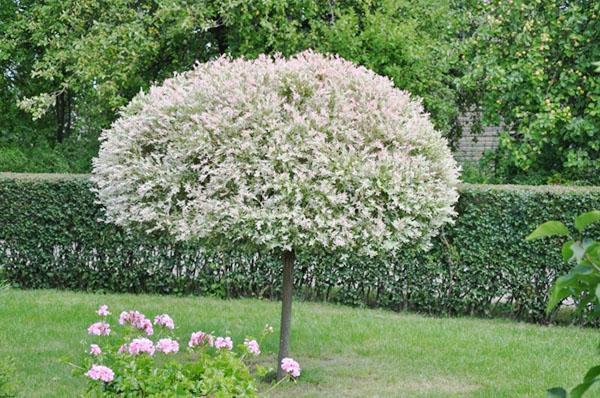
left=276, top=249, right=295, bottom=380
left=55, top=91, right=65, bottom=143
left=54, top=90, right=72, bottom=143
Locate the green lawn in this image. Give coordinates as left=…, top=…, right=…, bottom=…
left=0, top=289, right=598, bottom=397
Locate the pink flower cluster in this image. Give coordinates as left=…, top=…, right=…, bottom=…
left=188, top=331, right=214, bottom=348
left=119, top=310, right=153, bottom=336
left=127, top=337, right=155, bottom=356
left=153, top=314, right=175, bottom=330
left=97, top=305, right=110, bottom=317
left=281, top=358, right=301, bottom=378
left=244, top=339, right=260, bottom=355
left=214, top=336, right=233, bottom=350
left=85, top=364, right=114, bottom=383
left=156, top=338, right=179, bottom=354
left=89, top=344, right=102, bottom=356
left=87, top=321, right=111, bottom=336
left=84, top=304, right=274, bottom=388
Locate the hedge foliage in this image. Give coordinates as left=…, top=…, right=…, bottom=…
left=1, top=174, right=600, bottom=324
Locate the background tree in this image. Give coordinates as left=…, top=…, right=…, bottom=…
left=460, top=0, right=600, bottom=184
left=0, top=0, right=221, bottom=171
left=92, top=52, right=459, bottom=379
left=0, top=0, right=466, bottom=173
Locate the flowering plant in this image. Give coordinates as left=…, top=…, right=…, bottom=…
left=75, top=304, right=295, bottom=397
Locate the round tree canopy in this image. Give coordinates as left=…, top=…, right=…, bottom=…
left=92, top=51, right=459, bottom=256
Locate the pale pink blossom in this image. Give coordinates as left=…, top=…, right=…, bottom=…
left=119, top=310, right=153, bottom=336
left=87, top=321, right=111, bottom=336
left=141, top=318, right=154, bottom=336
left=156, top=338, right=179, bottom=354
left=128, top=337, right=155, bottom=356
left=214, top=336, right=233, bottom=350
left=188, top=331, right=214, bottom=348
left=153, top=314, right=175, bottom=330
left=85, top=365, right=114, bottom=383
left=118, top=344, right=127, bottom=354
left=281, top=357, right=301, bottom=378
left=89, top=344, right=102, bottom=356
left=96, top=305, right=110, bottom=317
left=244, top=339, right=260, bottom=355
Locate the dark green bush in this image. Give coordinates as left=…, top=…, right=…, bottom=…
left=1, top=174, right=599, bottom=324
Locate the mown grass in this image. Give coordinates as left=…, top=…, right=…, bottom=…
left=0, top=289, right=598, bottom=397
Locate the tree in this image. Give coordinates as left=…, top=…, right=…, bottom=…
left=93, top=52, right=460, bottom=380
left=1, top=0, right=467, bottom=173
left=0, top=0, right=220, bottom=153
left=460, top=0, right=600, bottom=183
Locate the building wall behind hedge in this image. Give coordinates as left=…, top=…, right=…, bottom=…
left=1, top=173, right=599, bottom=324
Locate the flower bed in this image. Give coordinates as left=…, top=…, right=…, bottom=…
left=78, top=305, right=299, bottom=397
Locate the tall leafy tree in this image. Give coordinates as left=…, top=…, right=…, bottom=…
left=2, top=0, right=220, bottom=145
left=1, top=0, right=468, bottom=173
left=460, top=0, right=600, bottom=182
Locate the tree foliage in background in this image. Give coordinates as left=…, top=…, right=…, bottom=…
left=0, top=0, right=465, bottom=172
left=0, top=0, right=222, bottom=171
left=2, top=0, right=598, bottom=183
left=460, top=0, right=600, bottom=183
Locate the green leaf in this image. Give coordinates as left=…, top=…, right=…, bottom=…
left=547, top=387, right=568, bottom=398
left=574, top=211, right=600, bottom=232
left=562, top=240, right=575, bottom=262
left=570, top=379, right=598, bottom=398
left=583, top=365, right=600, bottom=383
left=546, top=264, right=597, bottom=312
left=584, top=242, right=600, bottom=266
left=527, top=221, right=569, bottom=241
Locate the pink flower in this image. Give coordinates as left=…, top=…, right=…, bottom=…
left=141, top=318, right=154, bottom=336
left=153, top=314, right=175, bottom=330
left=96, top=305, right=110, bottom=317
left=118, top=344, right=127, bottom=354
left=214, top=336, right=233, bottom=350
left=128, top=337, right=155, bottom=356
left=85, top=364, right=114, bottom=383
left=244, top=339, right=260, bottom=355
left=281, top=358, right=301, bottom=378
left=119, top=310, right=153, bottom=336
left=188, top=331, right=214, bottom=348
left=89, top=344, right=102, bottom=356
left=87, top=321, right=111, bottom=336
left=118, top=311, right=129, bottom=325
left=156, top=338, right=179, bottom=354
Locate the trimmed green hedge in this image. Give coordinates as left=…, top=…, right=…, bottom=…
left=1, top=173, right=599, bottom=324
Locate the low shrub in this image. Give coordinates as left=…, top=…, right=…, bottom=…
left=1, top=174, right=600, bottom=324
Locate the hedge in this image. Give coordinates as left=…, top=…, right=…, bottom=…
left=1, top=173, right=599, bottom=324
